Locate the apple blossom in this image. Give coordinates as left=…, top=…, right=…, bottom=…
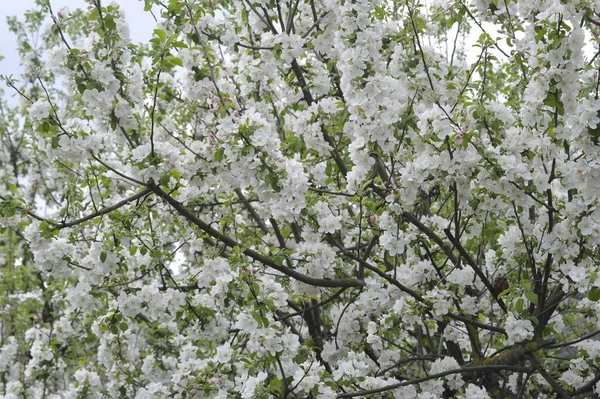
left=3, top=0, right=600, bottom=397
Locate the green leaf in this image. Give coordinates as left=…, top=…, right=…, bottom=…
left=154, top=28, right=167, bottom=42
left=100, top=251, right=107, bottom=263
left=268, top=379, right=284, bottom=395
left=374, top=5, right=385, bottom=20
left=288, top=136, right=304, bottom=152
left=534, top=25, right=547, bottom=43
left=524, top=290, right=538, bottom=305
left=160, top=174, right=171, bottom=186
left=515, top=298, right=524, bottom=313
left=165, top=55, right=183, bottom=68
left=273, top=255, right=285, bottom=266
left=149, top=37, right=162, bottom=50
left=104, top=15, right=116, bottom=31
left=214, top=148, right=225, bottom=162
left=189, top=31, right=200, bottom=44
left=150, top=249, right=161, bottom=258
left=587, top=287, right=600, bottom=302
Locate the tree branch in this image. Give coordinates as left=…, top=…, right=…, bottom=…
left=146, top=179, right=365, bottom=288
left=54, top=187, right=153, bottom=229
left=336, top=365, right=531, bottom=398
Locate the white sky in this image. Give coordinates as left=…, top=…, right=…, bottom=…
left=0, top=0, right=154, bottom=80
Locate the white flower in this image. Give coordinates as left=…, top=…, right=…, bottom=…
left=318, top=213, right=342, bottom=234
left=446, top=267, right=475, bottom=286
left=430, top=356, right=459, bottom=375
left=0, top=338, right=18, bottom=373
left=579, top=216, right=595, bottom=236
left=234, top=313, right=258, bottom=332
left=430, top=356, right=464, bottom=389
left=505, top=314, right=534, bottom=346
left=460, top=384, right=491, bottom=399
left=380, top=231, right=408, bottom=256
left=508, top=373, right=519, bottom=394
left=560, top=369, right=584, bottom=388
left=239, top=372, right=268, bottom=399
left=29, top=99, right=51, bottom=121
left=576, top=340, right=600, bottom=360
left=425, top=290, right=453, bottom=316
left=46, top=45, right=68, bottom=69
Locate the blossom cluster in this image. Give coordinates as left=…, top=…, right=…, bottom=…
left=2, top=0, right=600, bottom=397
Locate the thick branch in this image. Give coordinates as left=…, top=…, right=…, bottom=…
left=147, top=180, right=365, bottom=288
left=475, top=338, right=555, bottom=368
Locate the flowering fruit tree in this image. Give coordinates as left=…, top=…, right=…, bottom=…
left=2, top=0, right=600, bottom=398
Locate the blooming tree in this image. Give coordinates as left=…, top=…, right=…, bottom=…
left=2, top=0, right=600, bottom=397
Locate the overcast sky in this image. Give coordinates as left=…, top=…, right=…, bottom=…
left=0, top=0, right=155, bottom=80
